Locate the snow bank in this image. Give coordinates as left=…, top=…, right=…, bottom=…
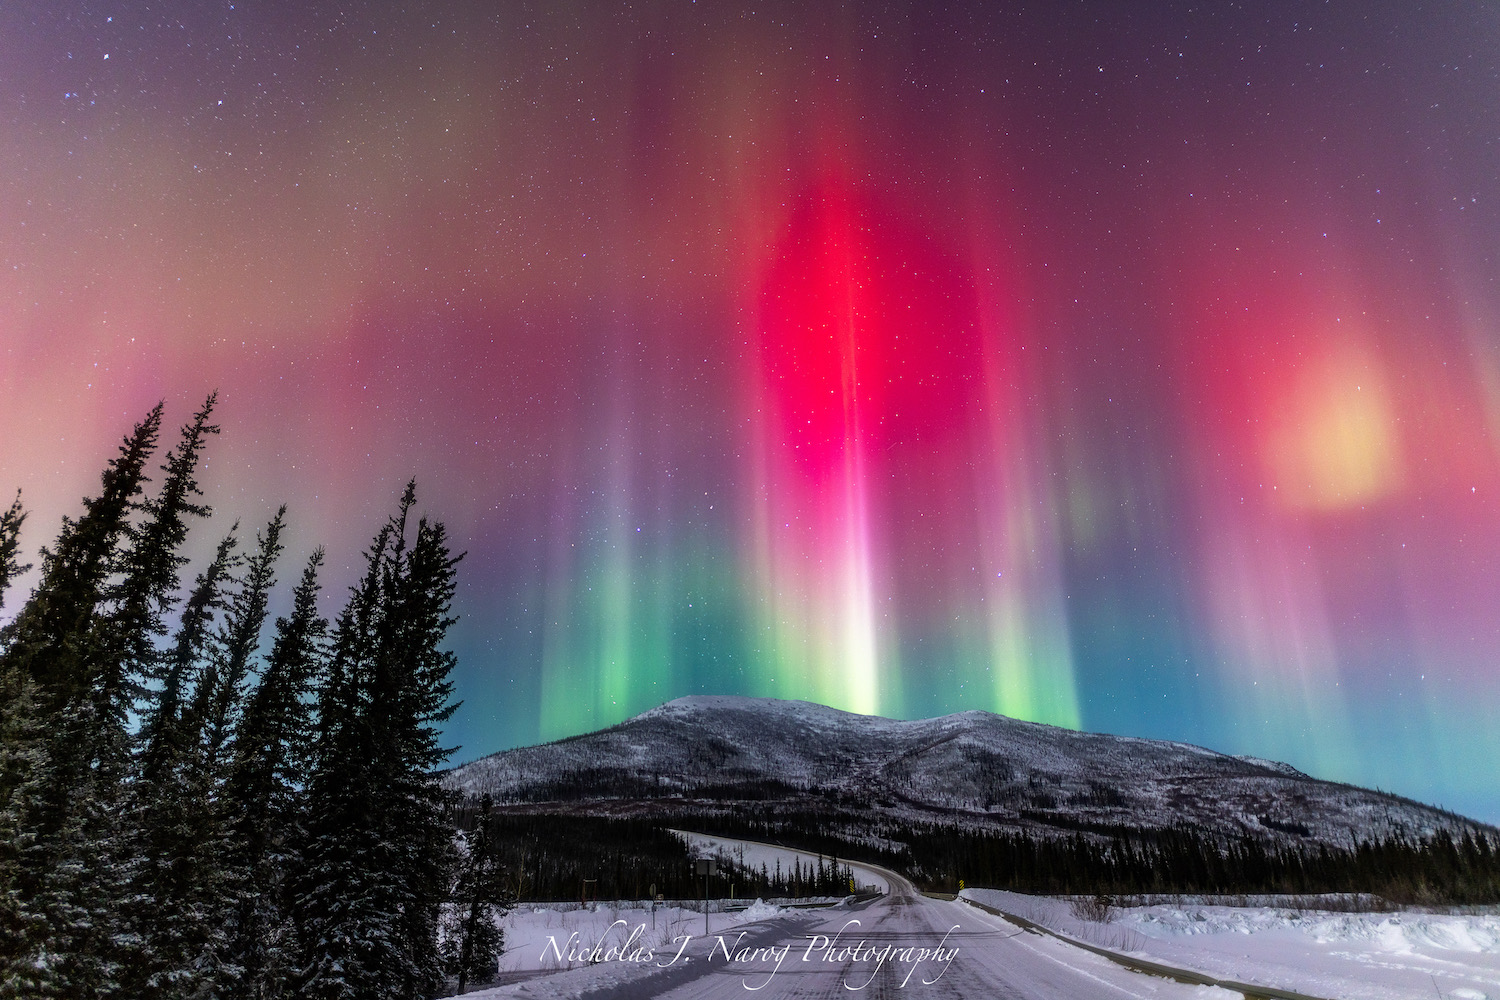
left=959, top=889, right=1149, bottom=952
left=735, top=898, right=788, bottom=921
left=676, top=830, right=892, bottom=894
left=447, top=899, right=812, bottom=1000
left=498, top=900, right=786, bottom=974
left=963, top=888, right=1500, bottom=1000
left=1129, top=903, right=1500, bottom=954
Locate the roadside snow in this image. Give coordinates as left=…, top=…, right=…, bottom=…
left=963, top=888, right=1500, bottom=1000
left=675, top=830, right=891, bottom=894
left=499, top=900, right=788, bottom=974
left=448, top=899, right=817, bottom=999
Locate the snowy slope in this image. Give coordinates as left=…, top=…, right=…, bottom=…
left=444, top=696, right=1491, bottom=847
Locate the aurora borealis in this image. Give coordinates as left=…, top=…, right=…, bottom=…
left=3, top=2, right=1499, bottom=820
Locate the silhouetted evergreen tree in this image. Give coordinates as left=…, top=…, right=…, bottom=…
left=1, top=404, right=162, bottom=710
left=295, top=483, right=461, bottom=1000
left=224, top=549, right=328, bottom=1000
left=0, top=491, right=35, bottom=983
left=0, top=493, right=27, bottom=614
left=0, top=404, right=163, bottom=999
left=123, top=529, right=240, bottom=1000
left=205, top=509, right=285, bottom=771
left=137, top=531, right=238, bottom=786
left=102, top=398, right=231, bottom=1000
left=102, top=395, right=219, bottom=751
left=442, top=794, right=508, bottom=992
left=126, top=505, right=288, bottom=999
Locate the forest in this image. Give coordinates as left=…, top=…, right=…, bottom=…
left=680, top=806, right=1500, bottom=905
left=447, top=791, right=1500, bottom=913
left=450, top=805, right=856, bottom=903
left=0, top=398, right=494, bottom=999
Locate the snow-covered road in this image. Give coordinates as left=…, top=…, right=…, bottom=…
left=464, top=839, right=1239, bottom=999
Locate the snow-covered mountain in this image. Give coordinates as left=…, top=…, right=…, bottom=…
left=444, top=695, right=1490, bottom=848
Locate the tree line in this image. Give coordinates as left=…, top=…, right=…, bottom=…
left=909, top=822, right=1500, bottom=904
left=675, top=806, right=1500, bottom=905
left=450, top=808, right=854, bottom=902
left=0, top=398, right=501, bottom=999
left=457, top=795, right=1500, bottom=908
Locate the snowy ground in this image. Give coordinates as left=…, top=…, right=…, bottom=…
left=964, top=887, right=1500, bottom=1000
left=496, top=899, right=808, bottom=975
left=674, top=830, right=891, bottom=894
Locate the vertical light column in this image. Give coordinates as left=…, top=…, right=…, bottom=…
left=976, top=311, right=1081, bottom=729
left=596, top=420, right=636, bottom=719
left=742, top=173, right=888, bottom=716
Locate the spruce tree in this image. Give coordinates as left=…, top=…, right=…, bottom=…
left=224, top=549, right=327, bottom=1000
left=138, top=508, right=287, bottom=1000
left=1, top=395, right=223, bottom=999
left=124, top=530, right=239, bottom=1000
left=0, top=492, right=27, bottom=613
left=0, top=403, right=162, bottom=713
left=102, top=397, right=225, bottom=1000
left=0, top=404, right=163, bottom=999
left=101, top=393, right=219, bottom=750
left=295, top=520, right=399, bottom=1000
left=2, top=409, right=483, bottom=998
left=295, top=482, right=462, bottom=1000
left=0, top=490, right=34, bottom=982
left=200, top=508, right=285, bottom=773
left=443, top=795, right=508, bottom=992
left=137, top=531, right=239, bottom=786
left=377, top=486, right=462, bottom=999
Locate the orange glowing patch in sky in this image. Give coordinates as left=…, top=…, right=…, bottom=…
left=1260, top=336, right=1402, bottom=510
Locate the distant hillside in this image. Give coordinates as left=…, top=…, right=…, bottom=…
left=445, top=696, right=1492, bottom=850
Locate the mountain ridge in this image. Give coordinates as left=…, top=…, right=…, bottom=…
left=445, top=695, right=1490, bottom=849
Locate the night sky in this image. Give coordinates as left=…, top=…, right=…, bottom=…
left=4, top=2, right=1499, bottom=821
